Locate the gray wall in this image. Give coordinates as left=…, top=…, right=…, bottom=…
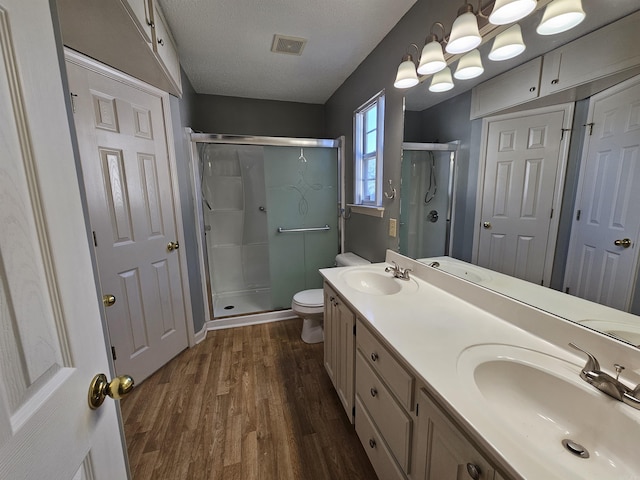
left=192, top=94, right=326, bottom=138
left=170, top=70, right=207, bottom=333
left=324, top=0, right=477, bottom=263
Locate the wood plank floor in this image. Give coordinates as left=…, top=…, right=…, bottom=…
left=121, top=319, right=378, bottom=479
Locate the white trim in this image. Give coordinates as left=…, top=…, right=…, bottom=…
left=347, top=204, right=385, bottom=218
left=63, top=48, right=196, bottom=347
left=472, top=102, right=574, bottom=286
left=194, top=323, right=208, bottom=344
left=206, top=310, right=298, bottom=331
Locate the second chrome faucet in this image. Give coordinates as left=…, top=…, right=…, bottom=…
left=569, top=342, right=640, bottom=410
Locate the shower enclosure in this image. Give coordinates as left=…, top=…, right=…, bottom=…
left=191, top=134, right=343, bottom=320
left=399, top=142, right=458, bottom=259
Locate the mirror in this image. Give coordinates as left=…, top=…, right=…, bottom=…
left=400, top=3, right=640, bottom=347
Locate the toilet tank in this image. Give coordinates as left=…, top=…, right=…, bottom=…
left=335, top=252, right=370, bottom=267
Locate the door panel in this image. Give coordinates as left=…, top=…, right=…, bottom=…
left=564, top=78, right=640, bottom=309
left=66, top=58, right=188, bottom=383
left=0, top=0, right=127, bottom=477
left=477, top=108, right=568, bottom=284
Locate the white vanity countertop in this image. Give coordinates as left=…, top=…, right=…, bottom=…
left=320, top=252, right=640, bottom=480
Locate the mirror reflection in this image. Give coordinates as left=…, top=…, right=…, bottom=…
left=400, top=10, right=640, bottom=347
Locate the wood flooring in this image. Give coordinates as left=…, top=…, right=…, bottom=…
left=120, top=319, right=378, bottom=480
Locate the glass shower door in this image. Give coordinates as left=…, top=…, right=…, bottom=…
left=264, top=146, right=339, bottom=309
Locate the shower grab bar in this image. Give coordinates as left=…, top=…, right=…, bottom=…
left=277, top=225, right=330, bottom=233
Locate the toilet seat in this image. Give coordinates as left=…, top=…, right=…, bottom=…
left=292, top=289, right=323, bottom=308
left=292, top=289, right=324, bottom=315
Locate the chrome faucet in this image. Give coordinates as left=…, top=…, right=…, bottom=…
left=569, top=343, right=640, bottom=409
left=385, top=261, right=412, bottom=280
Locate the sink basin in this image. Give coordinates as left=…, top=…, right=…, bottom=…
left=340, top=268, right=418, bottom=295
left=457, top=344, right=640, bottom=479
left=418, top=257, right=492, bottom=283
left=578, top=319, right=640, bottom=346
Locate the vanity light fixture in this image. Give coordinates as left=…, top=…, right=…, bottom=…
left=489, top=0, right=537, bottom=25
left=417, top=23, right=447, bottom=75
left=488, top=24, right=526, bottom=61
left=394, top=50, right=419, bottom=89
left=429, top=67, right=455, bottom=92
left=446, top=3, right=482, bottom=55
left=536, top=0, right=585, bottom=35
left=454, top=49, right=484, bottom=79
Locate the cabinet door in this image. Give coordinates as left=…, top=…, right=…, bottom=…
left=470, top=57, right=541, bottom=119
left=540, top=11, right=640, bottom=96
left=334, top=296, right=355, bottom=421
left=122, top=0, right=153, bottom=43
left=414, top=388, right=494, bottom=480
left=152, top=3, right=182, bottom=94
left=323, top=284, right=336, bottom=383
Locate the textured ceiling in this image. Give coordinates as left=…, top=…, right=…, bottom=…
left=159, top=0, right=416, bottom=104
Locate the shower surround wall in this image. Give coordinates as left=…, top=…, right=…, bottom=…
left=202, top=144, right=271, bottom=316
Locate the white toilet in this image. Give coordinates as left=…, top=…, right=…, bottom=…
left=292, top=252, right=370, bottom=344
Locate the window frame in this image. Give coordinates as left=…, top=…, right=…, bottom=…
left=353, top=90, right=385, bottom=207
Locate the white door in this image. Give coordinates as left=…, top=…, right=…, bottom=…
left=0, top=0, right=128, bottom=478
left=65, top=54, right=189, bottom=383
left=475, top=106, right=572, bottom=285
left=564, top=76, right=640, bottom=310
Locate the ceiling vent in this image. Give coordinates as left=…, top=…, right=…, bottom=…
left=271, top=34, right=307, bottom=56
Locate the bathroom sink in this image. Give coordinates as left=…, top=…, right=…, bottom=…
left=418, top=257, right=492, bottom=283
left=340, top=268, right=418, bottom=295
left=578, top=319, right=640, bottom=346
left=457, top=344, right=640, bottom=479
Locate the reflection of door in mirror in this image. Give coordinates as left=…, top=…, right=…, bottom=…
left=399, top=147, right=455, bottom=258
left=564, top=76, right=640, bottom=312
left=474, top=105, right=573, bottom=286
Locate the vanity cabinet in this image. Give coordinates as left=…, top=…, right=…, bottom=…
left=355, top=319, right=415, bottom=479
left=470, top=57, right=542, bottom=120
left=539, top=11, right=640, bottom=97
left=413, top=387, right=495, bottom=480
left=323, top=283, right=356, bottom=422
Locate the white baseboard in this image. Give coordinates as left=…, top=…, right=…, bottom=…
left=194, top=323, right=208, bottom=345
left=205, top=309, right=298, bottom=332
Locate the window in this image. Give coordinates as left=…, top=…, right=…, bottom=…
left=354, top=90, right=385, bottom=207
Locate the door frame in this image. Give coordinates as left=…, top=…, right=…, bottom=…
left=472, top=103, right=574, bottom=286
left=64, top=48, right=196, bottom=347
left=563, top=74, right=640, bottom=309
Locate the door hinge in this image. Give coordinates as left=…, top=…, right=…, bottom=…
left=352, top=406, right=356, bottom=418
left=583, top=122, right=594, bottom=135
left=560, top=128, right=571, bottom=140
left=353, top=324, right=356, bottom=336
left=416, top=402, right=419, bottom=416
left=70, top=92, right=78, bottom=113
left=111, top=346, right=117, bottom=361
left=92, top=230, right=98, bottom=247
left=550, top=208, right=554, bottom=219
left=576, top=209, right=581, bottom=221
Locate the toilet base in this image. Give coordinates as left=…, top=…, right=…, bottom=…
left=301, top=317, right=324, bottom=344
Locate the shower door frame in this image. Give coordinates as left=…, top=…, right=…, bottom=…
left=400, top=141, right=460, bottom=257
left=190, top=133, right=345, bottom=324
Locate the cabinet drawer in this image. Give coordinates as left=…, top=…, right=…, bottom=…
left=355, top=396, right=407, bottom=480
left=357, top=318, right=414, bottom=410
left=356, top=351, right=412, bottom=472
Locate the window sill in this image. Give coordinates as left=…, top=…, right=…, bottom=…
left=347, top=204, right=385, bottom=218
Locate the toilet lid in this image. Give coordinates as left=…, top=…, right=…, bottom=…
left=293, top=289, right=323, bottom=307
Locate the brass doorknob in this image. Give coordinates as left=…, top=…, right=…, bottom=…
left=614, top=238, right=632, bottom=248
left=167, top=241, right=180, bottom=251
left=88, top=373, right=134, bottom=409
left=483, top=221, right=491, bottom=229
left=102, top=294, right=116, bottom=307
